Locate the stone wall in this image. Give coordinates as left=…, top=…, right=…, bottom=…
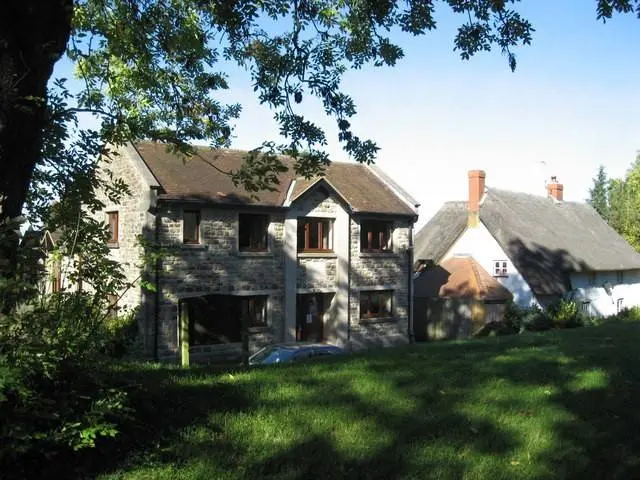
left=93, top=145, right=156, bottom=353
left=349, top=216, right=412, bottom=349
left=156, top=206, right=286, bottom=359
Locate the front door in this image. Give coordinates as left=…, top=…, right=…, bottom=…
left=296, top=294, right=324, bottom=342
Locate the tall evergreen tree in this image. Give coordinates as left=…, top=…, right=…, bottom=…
left=588, top=165, right=610, bottom=222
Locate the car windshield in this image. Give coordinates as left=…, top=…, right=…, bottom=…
left=251, top=346, right=299, bottom=364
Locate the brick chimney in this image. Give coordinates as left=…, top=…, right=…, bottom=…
left=468, top=170, right=486, bottom=227
left=546, top=176, right=563, bottom=201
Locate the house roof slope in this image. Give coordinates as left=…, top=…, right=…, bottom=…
left=481, top=188, right=640, bottom=295
left=133, top=141, right=415, bottom=215
left=413, top=201, right=467, bottom=263
left=414, top=256, right=513, bottom=301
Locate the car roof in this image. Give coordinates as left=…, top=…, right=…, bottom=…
left=263, top=343, right=341, bottom=350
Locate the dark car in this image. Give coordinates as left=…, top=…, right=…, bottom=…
left=248, top=343, right=344, bottom=366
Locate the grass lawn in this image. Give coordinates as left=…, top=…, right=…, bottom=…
left=80, top=321, right=640, bottom=479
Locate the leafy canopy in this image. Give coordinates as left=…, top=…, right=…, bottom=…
left=62, top=0, right=543, bottom=188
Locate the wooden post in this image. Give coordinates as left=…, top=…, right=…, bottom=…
left=180, top=302, right=189, bottom=367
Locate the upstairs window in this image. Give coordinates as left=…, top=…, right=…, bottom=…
left=360, top=220, right=393, bottom=252
left=297, top=218, right=333, bottom=252
left=239, top=214, right=269, bottom=252
left=493, top=260, right=508, bottom=277
left=617, top=271, right=624, bottom=284
left=360, top=290, right=393, bottom=319
left=107, top=211, right=119, bottom=245
left=183, top=210, right=200, bottom=244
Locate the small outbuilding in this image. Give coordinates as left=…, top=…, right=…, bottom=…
left=413, top=255, right=513, bottom=341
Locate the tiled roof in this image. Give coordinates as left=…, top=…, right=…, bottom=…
left=414, top=256, right=512, bottom=301
left=133, top=142, right=416, bottom=216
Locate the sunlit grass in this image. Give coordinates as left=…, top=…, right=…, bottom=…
left=93, top=321, right=640, bottom=479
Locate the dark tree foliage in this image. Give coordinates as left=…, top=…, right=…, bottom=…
left=0, top=0, right=638, bottom=272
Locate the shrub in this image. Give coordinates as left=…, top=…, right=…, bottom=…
left=521, top=305, right=554, bottom=332
left=103, top=309, right=139, bottom=358
left=0, top=292, right=133, bottom=473
left=605, top=306, right=640, bottom=323
left=502, top=301, right=525, bottom=334
left=547, top=299, right=585, bottom=329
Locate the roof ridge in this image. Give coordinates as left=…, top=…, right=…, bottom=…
left=487, top=187, right=586, bottom=206
left=468, top=257, right=484, bottom=298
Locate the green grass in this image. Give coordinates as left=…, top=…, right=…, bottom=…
left=80, top=322, right=640, bottom=479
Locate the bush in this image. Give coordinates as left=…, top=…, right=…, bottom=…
left=502, top=301, right=525, bottom=334
left=604, top=306, right=640, bottom=323
left=103, top=309, right=139, bottom=358
left=0, top=292, right=133, bottom=474
left=521, top=305, right=554, bottom=332
left=547, top=299, right=585, bottom=329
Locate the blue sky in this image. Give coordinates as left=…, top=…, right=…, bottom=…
left=54, top=0, right=640, bottom=228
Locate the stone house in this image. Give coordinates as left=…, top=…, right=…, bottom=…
left=414, top=170, right=640, bottom=318
left=95, top=142, right=419, bottom=361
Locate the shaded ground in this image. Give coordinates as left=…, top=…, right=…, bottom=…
left=55, top=321, right=640, bottom=479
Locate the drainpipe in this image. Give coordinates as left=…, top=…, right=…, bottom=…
left=347, top=214, right=352, bottom=350
left=408, top=222, right=415, bottom=343
left=153, top=203, right=160, bottom=362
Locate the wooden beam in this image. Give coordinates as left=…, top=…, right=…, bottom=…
left=180, top=302, right=190, bottom=367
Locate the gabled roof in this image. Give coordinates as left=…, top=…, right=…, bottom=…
left=414, top=201, right=467, bottom=264
left=414, top=256, right=513, bottom=301
left=133, top=141, right=416, bottom=216
left=415, top=188, right=640, bottom=296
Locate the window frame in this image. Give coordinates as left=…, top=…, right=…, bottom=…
left=360, top=219, right=393, bottom=253
left=359, top=290, right=393, bottom=320
left=493, top=260, right=508, bottom=277
left=238, top=213, right=269, bottom=252
left=617, top=298, right=624, bottom=313
left=616, top=271, right=624, bottom=284
left=107, top=211, right=119, bottom=245
left=297, top=217, right=334, bottom=253
left=183, top=210, right=201, bottom=245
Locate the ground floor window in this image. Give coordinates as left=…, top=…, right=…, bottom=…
left=360, top=290, right=393, bottom=319
left=184, top=295, right=268, bottom=345
left=617, top=298, right=624, bottom=313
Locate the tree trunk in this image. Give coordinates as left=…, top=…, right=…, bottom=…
left=0, top=0, right=73, bottom=278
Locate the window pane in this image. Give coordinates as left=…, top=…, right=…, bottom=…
left=360, top=291, right=393, bottom=318
left=187, top=295, right=241, bottom=345
left=298, top=217, right=332, bottom=251
left=309, top=220, right=319, bottom=248
left=183, top=211, right=200, bottom=244
left=241, top=296, right=267, bottom=327
left=321, top=220, right=330, bottom=249
left=107, top=212, right=118, bottom=243
left=361, top=220, right=392, bottom=251
left=239, top=214, right=268, bottom=251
